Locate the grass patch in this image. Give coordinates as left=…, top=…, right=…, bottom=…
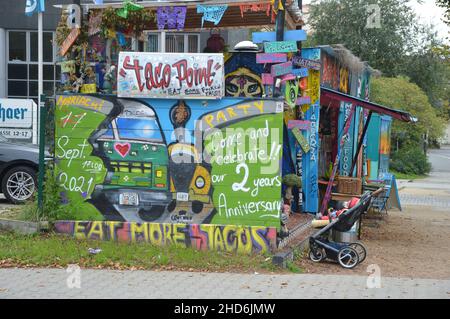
left=390, top=170, right=427, bottom=180
left=0, top=231, right=289, bottom=273
left=286, top=260, right=302, bottom=273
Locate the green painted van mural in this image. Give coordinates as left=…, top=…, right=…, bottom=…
left=55, top=95, right=284, bottom=230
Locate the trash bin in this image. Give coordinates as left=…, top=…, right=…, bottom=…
left=332, top=222, right=359, bottom=243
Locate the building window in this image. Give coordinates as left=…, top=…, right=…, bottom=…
left=144, top=32, right=200, bottom=53
left=7, top=31, right=60, bottom=100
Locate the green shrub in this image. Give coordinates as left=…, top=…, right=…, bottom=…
left=390, top=145, right=431, bottom=175
left=21, top=163, right=71, bottom=222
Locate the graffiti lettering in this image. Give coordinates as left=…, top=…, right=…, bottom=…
left=202, top=101, right=265, bottom=129
left=54, top=221, right=277, bottom=254
left=173, top=59, right=215, bottom=88
left=119, top=52, right=223, bottom=99
left=59, top=173, right=94, bottom=194
left=57, top=95, right=105, bottom=111
left=217, top=194, right=281, bottom=219
left=56, top=136, right=89, bottom=167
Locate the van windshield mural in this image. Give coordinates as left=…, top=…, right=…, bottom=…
left=116, top=118, right=164, bottom=142
left=55, top=95, right=284, bottom=229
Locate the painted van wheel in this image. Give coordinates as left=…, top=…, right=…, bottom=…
left=167, top=200, right=177, bottom=213
left=138, top=206, right=166, bottom=222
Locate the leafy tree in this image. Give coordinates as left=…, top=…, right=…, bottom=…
left=308, top=0, right=418, bottom=76
left=371, top=76, right=445, bottom=149
left=400, top=33, right=450, bottom=116
left=436, top=0, right=450, bottom=26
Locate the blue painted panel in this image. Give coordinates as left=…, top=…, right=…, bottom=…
left=252, top=30, right=307, bottom=43
left=338, top=102, right=355, bottom=176
left=301, top=48, right=320, bottom=213
left=292, top=68, right=309, bottom=78
left=351, top=106, right=362, bottom=177
left=366, top=113, right=381, bottom=180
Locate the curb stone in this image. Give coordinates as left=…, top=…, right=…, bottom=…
left=0, top=218, right=41, bottom=235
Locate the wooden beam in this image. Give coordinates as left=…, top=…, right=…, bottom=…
left=350, top=111, right=373, bottom=175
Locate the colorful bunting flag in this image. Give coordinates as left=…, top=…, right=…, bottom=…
left=116, top=0, right=144, bottom=19
left=196, top=5, right=228, bottom=28
left=157, top=6, right=187, bottom=31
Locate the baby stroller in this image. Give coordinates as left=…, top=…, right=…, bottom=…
left=308, top=191, right=376, bottom=269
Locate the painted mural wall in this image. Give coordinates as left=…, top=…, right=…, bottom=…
left=320, top=50, right=375, bottom=178
left=366, top=113, right=381, bottom=180
left=379, top=116, right=392, bottom=175
left=224, top=52, right=264, bottom=98
left=54, top=95, right=284, bottom=230
left=54, top=221, right=277, bottom=254
left=300, top=48, right=321, bottom=213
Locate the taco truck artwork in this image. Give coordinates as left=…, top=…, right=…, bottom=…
left=55, top=92, right=284, bottom=254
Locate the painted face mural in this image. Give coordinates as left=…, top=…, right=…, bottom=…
left=224, top=52, right=264, bottom=98
left=55, top=95, right=284, bottom=229
left=225, top=68, right=263, bottom=97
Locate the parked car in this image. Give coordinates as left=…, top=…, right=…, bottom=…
left=0, top=135, right=40, bottom=204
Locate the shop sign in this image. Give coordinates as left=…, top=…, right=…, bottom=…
left=280, top=74, right=296, bottom=83
left=288, top=120, right=311, bottom=130
left=292, top=56, right=321, bottom=71
left=271, top=61, right=293, bottom=77
left=292, top=68, right=309, bottom=78
left=264, top=41, right=298, bottom=53
left=118, top=52, right=224, bottom=99
left=253, top=30, right=307, bottom=43
left=256, top=53, right=287, bottom=64
left=292, top=127, right=310, bottom=153
left=0, top=99, right=37, bottom=143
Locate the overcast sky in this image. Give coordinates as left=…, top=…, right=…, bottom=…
left=304, top=0, right=449, bottom=43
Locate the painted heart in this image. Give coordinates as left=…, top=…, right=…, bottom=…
left=114, top=143, right=131, bottom=158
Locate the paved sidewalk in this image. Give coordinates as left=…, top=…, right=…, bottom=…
left=0, top=268, right=449, bottom=299
left=400, top=194, right=450, bottom=208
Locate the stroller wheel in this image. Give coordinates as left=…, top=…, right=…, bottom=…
left=309, top=248, right=326, bottom=263
left=349, top=243, right=367, bottom=263
left=338, top=247, right=359, bottom=269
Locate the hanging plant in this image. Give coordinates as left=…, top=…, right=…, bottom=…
left=100, top=6, right=155, bottom=38
left=56, top=13, right=94, bottom=93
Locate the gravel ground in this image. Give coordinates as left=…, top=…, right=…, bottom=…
left=297, top=205, right=450, bottom=280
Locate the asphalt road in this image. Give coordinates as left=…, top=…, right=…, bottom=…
left=428, top=146, right=450, bottom=173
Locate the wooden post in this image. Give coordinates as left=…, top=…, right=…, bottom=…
left=273, top=0, right=287, bottom=98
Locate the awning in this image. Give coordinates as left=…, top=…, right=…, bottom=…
left=320, top=87, right=416, bottom=123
